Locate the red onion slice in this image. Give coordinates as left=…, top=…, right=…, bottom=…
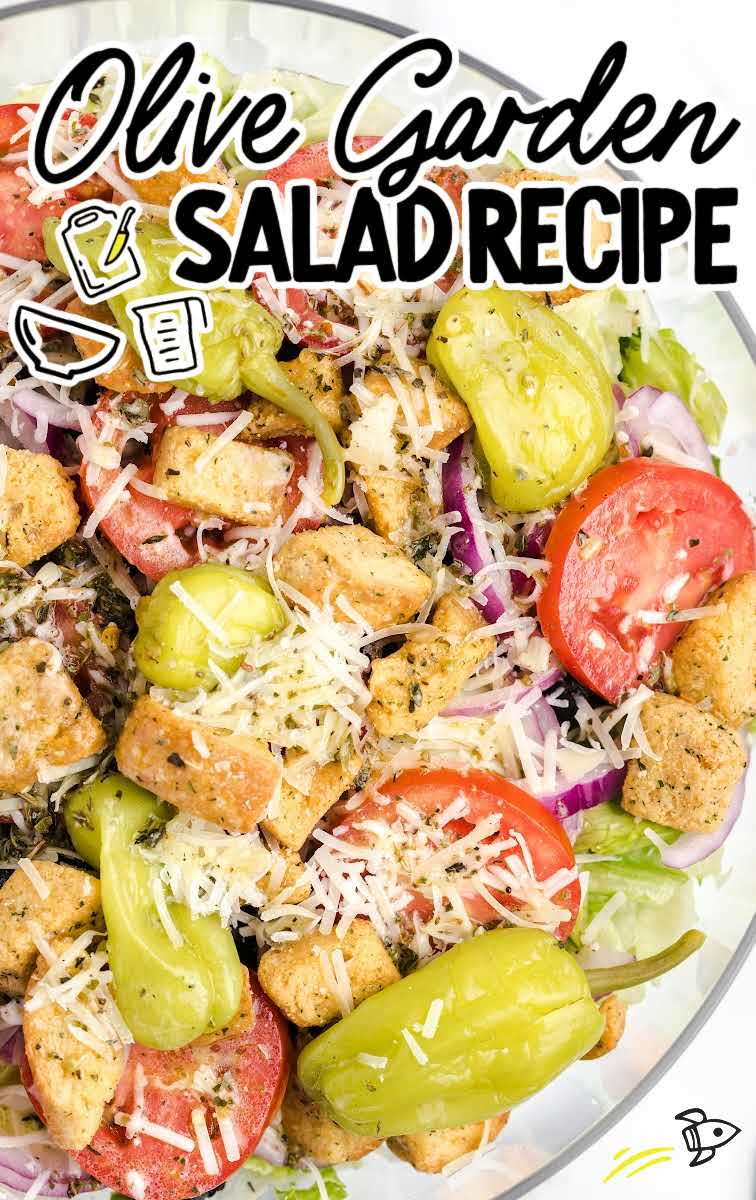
left=442, top=435, right=512, bottom=622
left=441, top=668, right=563, bottom=718
left=658, top=761, right=747, bottom=869
left=511, top=518, right=554, bottom=597
left=538, top=763, right=628, bottom=819
left=618, top=387, right=713, bottom=472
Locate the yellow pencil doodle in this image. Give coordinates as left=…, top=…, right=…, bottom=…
left=603, top=1145, right=675, bottom=1183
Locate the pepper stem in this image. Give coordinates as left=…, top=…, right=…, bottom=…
left=242, top=360, right=346, bottom=506
left=584, top=930, right=705, bottom=997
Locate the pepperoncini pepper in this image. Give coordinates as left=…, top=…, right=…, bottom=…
left=43, top=219, right=345, bottom=504
left=297, top=927, right=703, bottom=1137
left=427, top=288, right=614, bottom=512
left=133, top=562, right=285, bottom=691
left=65, top=773, right=242, bottom=1050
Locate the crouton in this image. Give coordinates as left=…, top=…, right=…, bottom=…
left=274, top=526, right=432, bottom=629
left=362, top=365, right=471, bottom=451
left=126, top=161, right=241, bottom=234
left=23, top=937, right=124, bottom=1150
left=361, top=471, right=439, bottom=549
left=497, top=168, right=611, bottom=305
left=115, top=695, right=281, bottom=834
left=367, top=594, right=494, bottom=736
left=153, top=427, right=293, bottom=524
left=261, top=749, right=362, bottom=851
left=671, top=572, right=756, bottom=729
left=257, top=919, right=399, bottom=1028
left=282, top=1081, right=381, bottom=1165
left=0, top=862, right=102, bottom=997
left=0, top=638, right=106, bottom=794
left=0, top=449, right=80, bottom=567
left=388, top=1114, right=509, bottom=1174
left=66, top=296, right=171, bottom=394
left=243, top=351, right=346, bottom=440
left=582, top=994, right=626, bottom=1060
left=258, top=846, right=312, bottom=906
left=621, top=692, right=746, bottom=832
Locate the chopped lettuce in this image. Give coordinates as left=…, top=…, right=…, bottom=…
left=619, top=327, right=727, bottom=444
left=558, top=288, right=640, bottom=379
left=572, top=802, right=691, bottom=960
left=225, top=69, right=400, bottom=185
left=244, top=1158, right=346, bottom=1200
left=575, top=800, right=678, bottom=857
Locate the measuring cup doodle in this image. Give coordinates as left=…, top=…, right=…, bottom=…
left=56, top=200, right=145, bottom=301
left=126, top=293, right=212, bottom=381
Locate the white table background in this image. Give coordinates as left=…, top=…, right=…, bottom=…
left=320, top=3, right=756, bottom=1196
left=1, top=0, right=753, bottom=1196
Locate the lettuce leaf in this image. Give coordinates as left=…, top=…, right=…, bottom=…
left=244, top=1157, right=346, bottom=1200
left=557, top=288, right=640, bottom=379
left=619, top=327, right=727, bottom=444
left=226, top=69, right=400, bottom=184
left=575, top=800, right=678, bottom=857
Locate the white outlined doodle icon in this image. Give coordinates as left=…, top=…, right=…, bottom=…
left=8, top=299, right=127, bottom=385
left=125, top=293, right=212, bottom=382
left=56, top=200, right=145, bottom=302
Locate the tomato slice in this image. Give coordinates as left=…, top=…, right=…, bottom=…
left=80, top=397, right=199, bottom=581
left=538, top=458, right=756, bottom=703
left=81, top=460, right=199, bottom=581
left=334, top=766, right=580, bottom=941
left=266, top=136, right=382, bottom=190
left=20, top=974, right=290, bottom=1200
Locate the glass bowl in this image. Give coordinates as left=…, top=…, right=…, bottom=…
left=1, top=1, right=753, bottom=1196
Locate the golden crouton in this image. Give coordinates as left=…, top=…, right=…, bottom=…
left=671, top=572, right=756, bottom=729
left=66, top=296, right=171, bottom=395
left=367, top=595, right=494, bottom=736
left=282, top=1081, right=381, bottom=1165
left=262, top=749, right=362, bottom=851
left=0, top=638, right=106, bottom=794
left=243, top=351, right=346, bottom=440
left=621, top=692, right=746, bottom=832
left=153, top=427, right=293, bottom=525
left=0, top=450, right=80, bottom=567
left=362, top=366, right=471, bottom=451
left=125, top=161, right=241, bottom=234
left=582, top=994, right=627, bottom=1060
left=0, top=863, right=102, bottom=997
left=258, top=846, right=312, bottom=906
left=257, top=919, right=399, bottom=1028
left=388, top=1114, right=510, bottom=1174
left=497, top=168, right=611, bottom=305
left=361, top=471, right=439, bottom=548
left=23, top=937, right=124, bottom=1151
left=274, top=526, right=432, bottom=629
left=115, top=695, right=282, bottom=834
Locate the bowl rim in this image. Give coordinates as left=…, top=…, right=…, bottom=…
left=0, top=0, right=754, bottom=1193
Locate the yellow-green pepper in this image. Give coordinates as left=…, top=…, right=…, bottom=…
left=427, top=288, right=615, bottom=512
left=297, top=927, right=704, bottom=1136
left=65, top=774, right=242, bottom=1050
left=133, top=562, right=284, bottom=691
left=43, top=219, right=345, bottom=504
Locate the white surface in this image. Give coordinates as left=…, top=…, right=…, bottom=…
left=304, top=3, right=756, bottom=1196
left=1, top=0, right=753, bottom=1196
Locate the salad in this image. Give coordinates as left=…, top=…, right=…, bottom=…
left=0, top=55, right=754, bottom=1200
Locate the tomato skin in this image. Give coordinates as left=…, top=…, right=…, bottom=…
left=23, top=974, right=289, bottom=1200
left=338, top=767, right=580, bottom=940
left=538, top=458, right=756, bottom=703
left=81, top=461, right=199, bottom=581
left=266, top=136, right=382, bottom=189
